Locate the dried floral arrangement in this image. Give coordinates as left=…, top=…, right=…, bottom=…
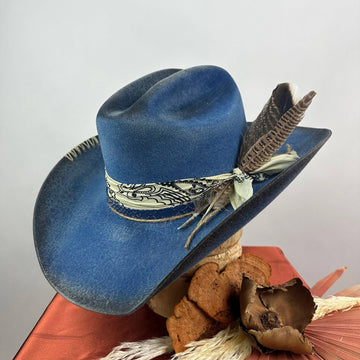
left=100, top=256, right=360, bottom=360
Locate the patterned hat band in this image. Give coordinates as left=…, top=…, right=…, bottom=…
left=105, top=150, right=300, bottom=223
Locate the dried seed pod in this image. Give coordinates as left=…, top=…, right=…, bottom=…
left=248, top=326, right=314, bottom=354
left=167, top=253, right=273, bottom=353
left=166, top=296, right=226, bottom=353
left=188, top=262, right=240, bottom=324
left=237, top=253, right=272, bottom=286
left=188, top=254, right=272, bottom=324
left=240, top=277, right=316, bottom=354
left=148, top=230, right=243, bottom=318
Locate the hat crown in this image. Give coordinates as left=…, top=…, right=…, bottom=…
left=97, top=66, right=246, bottom=184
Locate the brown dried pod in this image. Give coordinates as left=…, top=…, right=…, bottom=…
left=188, top=262, right=240, bottom=325
left=248, top=326, right=314, bottom=355
left=240, top=277, right=316, bottom=354
left=148, top=229, right=243, bottom=318
left=166, top=296, right=226, bottom=353
left=188, top=254, right=272, bottom=324
left=237, top=253, right=272, bottom=286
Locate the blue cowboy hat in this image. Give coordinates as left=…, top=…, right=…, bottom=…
left=34, top=66, right=331, bottom=315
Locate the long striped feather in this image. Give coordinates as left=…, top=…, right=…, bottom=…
left=238, top=84, right=316, bottom=173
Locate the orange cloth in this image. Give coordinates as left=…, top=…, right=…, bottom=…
left=15, top=247, right=303, bottom=360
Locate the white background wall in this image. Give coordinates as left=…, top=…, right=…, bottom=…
left=1, top=1, right=359, bottom=358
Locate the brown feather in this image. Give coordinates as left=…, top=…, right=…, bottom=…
left=238, top=83, right=295, bottom=162
left=239, top=88, right=316, bottom=173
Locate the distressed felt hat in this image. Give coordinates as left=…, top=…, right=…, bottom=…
left=34, top=65, right=331, bottom=315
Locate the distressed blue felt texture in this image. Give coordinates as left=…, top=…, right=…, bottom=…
left=97, top=66, right=246, bottom=183
left=34, top=66, right=331, bottom=315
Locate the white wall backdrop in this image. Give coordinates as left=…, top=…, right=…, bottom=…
left=1, top=1, right=359, bottom=358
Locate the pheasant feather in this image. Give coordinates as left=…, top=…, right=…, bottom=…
left=238, top=84, right=316, bottom=173
left=180, top=83, right=315, bottom=249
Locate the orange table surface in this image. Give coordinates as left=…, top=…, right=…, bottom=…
left=15, top=247, right=305, bottom=360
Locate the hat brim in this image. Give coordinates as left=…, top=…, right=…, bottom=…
left=34, top=125, right=331, bottom=315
